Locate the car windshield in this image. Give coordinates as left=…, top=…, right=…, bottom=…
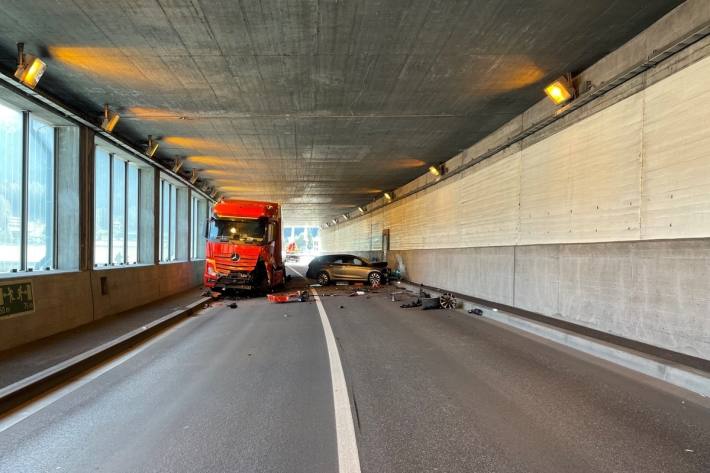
left=209, top=217, right=267, bottom=245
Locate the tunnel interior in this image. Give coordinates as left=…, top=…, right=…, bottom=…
left=0, top=1, right=709, bottom=472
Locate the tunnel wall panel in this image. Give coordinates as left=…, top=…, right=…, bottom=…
left=322, top=52, right=710, bottom=360
left=394, top=247, right=515, bottom=305
left=519, top=92, right=643, bottom=244
left=0, top=261, right=203, bottom=351
left=641, top=55, right=710, bottom=239
left=390, top=240, right=710, bottom=360
left=0, top=272, right=93, bottom=352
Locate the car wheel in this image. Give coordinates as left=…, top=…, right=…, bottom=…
left=368, top=272, right=382, bottom=286
left=317, top=271, right=331, bottom=286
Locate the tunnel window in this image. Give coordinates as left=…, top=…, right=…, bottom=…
left=0, top=97, right=78, bottom=273
left=0, top=102, right=23, bottom=272
left=160, top=180, right=169, bottom=261
left=159, top=177, right=183, bottom=262
left=94, top=145, right=142, bottom=267
left=94, top=148, right=110, bottom=266
left=0, top=103, right=69, bottom=273
left=27, top=117, right=55, bottom=271
left=170, top=185, right=177, bottom=259
left=111, top=158, right=125, bottom=265
left=126, top=165, right=139, bottom=264
left=190, top=195, right=206, bottom=260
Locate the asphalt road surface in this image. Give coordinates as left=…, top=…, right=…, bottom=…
left=0, top=264, right=708, bottom=472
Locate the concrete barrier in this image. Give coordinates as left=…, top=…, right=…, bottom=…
left=0, top=296, right=211, bottom=414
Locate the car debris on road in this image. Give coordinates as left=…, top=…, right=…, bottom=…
left=267, top=290, right=309, bottom=303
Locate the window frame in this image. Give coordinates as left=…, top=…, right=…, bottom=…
left=159, top=174, right=186, bottom=263
left=94, top=143, right=142, bottom=267
left=190, top=195, right=206, bottom=260
left=0, top=101, right=60, bottom=273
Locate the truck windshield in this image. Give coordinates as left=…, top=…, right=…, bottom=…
left=209, top=218, right=267, bottom=245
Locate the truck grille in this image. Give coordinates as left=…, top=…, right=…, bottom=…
left=214, top=254, right=258, bottom=274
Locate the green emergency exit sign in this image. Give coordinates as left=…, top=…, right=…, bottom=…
left=0, top=280, right=34, bottom=317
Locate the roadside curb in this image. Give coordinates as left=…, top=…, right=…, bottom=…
left=0, top=296, right=212, bottom=414
left=394, top=281, right=710, bottom=398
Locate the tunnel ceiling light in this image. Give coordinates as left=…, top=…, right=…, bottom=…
left=101, top=104, right=120, bottom=132
left=342, top=214, right=349, bottom=220
left=428, top=165, right=440, bottom=176
left=146, top=135, right=159, bottom=157
left=544, top=76, right=574, bottom=105
left=14, top=43, right=46, bottom=89
left=358, top=206, right=365, bottom=213
left=331, top=219, right=337, bottom=225
left=190, top=169, right=199, bottom=184
left=172, top=157, right=184, bottom=173
left=384, top=192, right=393, bottom=201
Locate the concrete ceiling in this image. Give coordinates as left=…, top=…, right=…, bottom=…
left=0, top=0, right=683, bottom=225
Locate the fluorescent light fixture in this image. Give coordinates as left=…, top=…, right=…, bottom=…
left=384, top=192, right=393, bottom=201
left=101, top=104, right=120, bottom=132
left=428, top=165, right=440, bottom=176
left=331, top=219, right=337, bottom=225
left=358, top=206, right=365, bottom=213
left=190, top=169, right=199, bottom=184
left=544, top=76, right=574, bottom=105
left=146, top=135, right=159, bottom=157
left=342, top=214, right=348, bottom=220
left=14, top=43, right=46, bottom=89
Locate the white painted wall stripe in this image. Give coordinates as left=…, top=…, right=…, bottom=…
left=311, top=288, right=362, bottom=473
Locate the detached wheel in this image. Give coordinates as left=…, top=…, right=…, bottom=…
left=439, top=293, right=457, bottom=309
left=368, top=272, right=382, bottom=287
left=317, top=271, right=331, bottom=286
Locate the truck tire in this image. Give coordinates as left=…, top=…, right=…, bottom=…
left=317, top=271, right=331, bottom=286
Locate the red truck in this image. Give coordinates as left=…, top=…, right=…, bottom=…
left=203, top=199, right=286, bottom=293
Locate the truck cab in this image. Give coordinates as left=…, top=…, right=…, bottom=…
left=203, top=200, right=285, bottom=293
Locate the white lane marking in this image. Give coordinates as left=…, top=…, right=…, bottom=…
left=310, top=288, right=362, bottom=473
left=0, top=319, right=195, bottom=434
left=286, top=264, right=305, bottom=278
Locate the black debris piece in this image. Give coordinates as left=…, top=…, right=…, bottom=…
left=400, top=299, right=422, bottom=309
left=469, top=308, right=484, bottom=316
left=422, top=297, right=441, bottom=310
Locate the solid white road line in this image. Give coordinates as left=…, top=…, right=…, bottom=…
left=0, top=319, right=195, bottom=434
left=310, top=288, right=362, bottom=473
left=286, top=264, right=305, bottom=278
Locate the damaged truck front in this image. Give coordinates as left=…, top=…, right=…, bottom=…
left=203, top=200, right=286, bottom=293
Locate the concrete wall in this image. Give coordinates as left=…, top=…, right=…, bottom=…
left=390, top=240, right=710, bottom=360
left=324, top=49, right=710, bottom=251
left=0, top=261, right=203, bottom=351
left=322, top=6, right=710, bottom=361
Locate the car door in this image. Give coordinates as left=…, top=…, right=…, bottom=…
left=349, top=257, right=370, bottom=280
left=328, top=256, right=348, bottom=279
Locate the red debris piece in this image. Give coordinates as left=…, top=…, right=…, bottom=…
left=267, top=290, right=309, bottom=303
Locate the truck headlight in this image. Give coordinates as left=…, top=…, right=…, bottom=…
left=206, top=258, right=218, bottom=277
